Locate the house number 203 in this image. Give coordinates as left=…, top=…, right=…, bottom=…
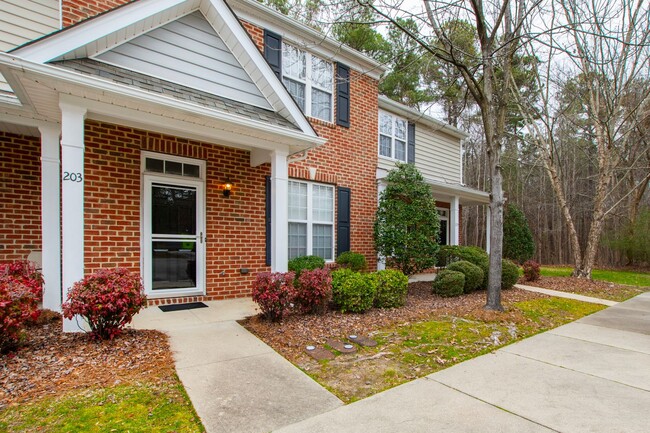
left=63, top=172, right=83, bottom=183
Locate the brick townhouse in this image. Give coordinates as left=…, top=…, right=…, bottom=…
left=0, top=0, right=488, bottom=329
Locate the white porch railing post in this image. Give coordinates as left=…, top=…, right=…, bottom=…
left=270, top=149, right=289, bottom=272
left=39, top=124, right=62, bottom=312
left=59, top=101, right=87, bottom=332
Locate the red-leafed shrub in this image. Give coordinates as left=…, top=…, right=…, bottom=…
left=0, top=261, right=44, bottom=300
left=62, top=268, right=147, bottom=340
left=252, top=272, right=296, bottom=322
left=522, top=260, right=541, bottom=282
left=295, top=268, right=332, bottom=314
left=0, top=277, right=40, bottom=353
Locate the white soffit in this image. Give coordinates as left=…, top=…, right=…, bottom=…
left=11, top=0, right=318, bottom=137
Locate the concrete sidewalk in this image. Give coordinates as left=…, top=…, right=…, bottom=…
left=276, top=292, right=650, bottom=433
left=131, top=299, right=342, bottom=433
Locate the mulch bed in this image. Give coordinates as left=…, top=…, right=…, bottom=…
left=522, top=276, right=629, bottom=296
left=243, top=283, right=545, bottom=363
left=0, top=315, right=174, bottom=409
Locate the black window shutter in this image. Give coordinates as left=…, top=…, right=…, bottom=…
left=336, top=63, right=350, bottom=128
left=264, top=30, right=282, bottom=79
left=265, top=176, right=272, bottom=266
left=407, top=122, right=416, bottom=164
left=337, top=187, right=351, bottom=256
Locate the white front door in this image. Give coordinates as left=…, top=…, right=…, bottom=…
left=143, top=176, right=205, bottom=297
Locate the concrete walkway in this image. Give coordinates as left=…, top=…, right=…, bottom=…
left=275, top=292, right=650, bottom=433
left=131, top=299, right=342, bottom=433
left=515, top=283, right=619, bottom=306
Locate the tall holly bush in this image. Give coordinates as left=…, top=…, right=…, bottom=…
left=374, top=163, right=440, bottom=276
left=503, top=203, right=535, bottom=264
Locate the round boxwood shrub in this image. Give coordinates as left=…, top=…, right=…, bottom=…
left=374, top=269, right=409, bottom=308
left=446, top=260, right=484, bottom=293
left=438, top=245, right=489, bottom=289
left=62, top=268, right=147, bottom=340
left=335, top=251, right=367, bottom=272
left=432, top=270, right=465, bottom=297
left=288, top=255, right=325, bottom=278
left=331, top=270, right=377, bottom=313
left=501, top=259, right=520, bottom=290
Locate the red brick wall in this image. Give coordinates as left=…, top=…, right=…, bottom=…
left=84, top=120, right=270, bottom=301
left=0, top=132, right=41, bottom=261
left=62, top=0, right=133, bottom=27
left=243, top=22, right=380, bottom=269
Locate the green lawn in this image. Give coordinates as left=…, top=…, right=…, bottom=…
left=304, top=296, right=605, bottom=403
left=541, top=267, right=650, bottom=287
left=0, top=380, right=204, bottom=433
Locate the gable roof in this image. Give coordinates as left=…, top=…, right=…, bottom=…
left=10, top=0, right=317, bottom=137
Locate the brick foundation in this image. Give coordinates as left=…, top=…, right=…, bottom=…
left=0, top=132, right=41, bottom=261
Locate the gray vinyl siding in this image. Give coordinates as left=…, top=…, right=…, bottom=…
left=414, top=127, right=461, bottom=183
left=0, top=0, right=59, bottom=52
left=0, top=0, right=59, bottom=93
left=96, top=11, right=271, bottom=109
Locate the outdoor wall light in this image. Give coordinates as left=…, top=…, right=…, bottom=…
left=223, top=180, right=233, bottom=197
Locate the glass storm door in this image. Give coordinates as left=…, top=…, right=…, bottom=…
left=144, top=177, right=205, bottom=297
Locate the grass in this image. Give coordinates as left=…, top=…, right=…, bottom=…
left=0, top=380, right=204, bottom=433
left=304, top=296, right=605, bottom=403
left=540, top=266, right=650, bottom=287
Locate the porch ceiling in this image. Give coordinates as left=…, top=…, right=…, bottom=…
left=0, top=53, right=326, bottom=154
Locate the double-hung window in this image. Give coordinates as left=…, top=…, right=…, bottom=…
left=288, top=180, right=335, bottom=260
left=379, top=111, right=408, bottom=162
left=282, top=43, right=333, bottom=122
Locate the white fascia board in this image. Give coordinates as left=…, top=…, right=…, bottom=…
left=426, top=179, right=489, bottom=204
left=12, top=0, right=198, bottom=63
left=378, top=96, right=468, bottom=140
left=228, top=0, right=386, bottom=80
left=0, top=53, right=325, bottom=150
left=201, top=0, right=318, bottom=136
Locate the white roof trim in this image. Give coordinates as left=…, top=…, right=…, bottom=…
left=10, top=0, right=318, bottom=137
left=0, top=53, right=326, bottom=151
left=378, top=96, right=468, bottom=140
left=228, top=0, right=386, bottom=80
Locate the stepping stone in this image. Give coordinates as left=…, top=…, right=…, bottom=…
left=305, top=345, right=335, bottom=360
left=326, top=339, right=357, bottom=354
left=348, top=334, right=378, bottom=347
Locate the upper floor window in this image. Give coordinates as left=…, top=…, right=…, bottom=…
left=282, top=43, right=333, bottom=122
left=379, top=111, right=408, bottom=162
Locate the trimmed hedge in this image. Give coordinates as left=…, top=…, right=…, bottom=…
left=288, top=255, right=325, bottom=278
left=335, top=251, right=367, bottom=272
left=501, top=259, right=520, bottom=290
left=438, top=245, right=490, bottom=289
left=432, top=270, right=465, bottom=297
left=446, top=260, right=484, bottom=293
left=374, top=269, right=409, bottom=308
left=331, top=269, right=377, bottom=313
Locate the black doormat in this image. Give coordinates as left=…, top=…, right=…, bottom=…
left=159, top=302, right=208, bottom=312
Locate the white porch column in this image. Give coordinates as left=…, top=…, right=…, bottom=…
left=39, top=124, right=62, bottom=312
left=59, top=102, right=87, bottom=332
left=270, top=149, right=289, bottom=272
left=486, top=206, right=491, bottom=253
left=450, top=196, right=460, bottom=245
left=376, top=181, right=386, bottom=270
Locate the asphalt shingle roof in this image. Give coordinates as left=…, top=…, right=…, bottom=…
left=51, top=58, right=299, bottom=130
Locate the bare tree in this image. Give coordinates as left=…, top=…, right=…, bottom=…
left=357, top=0, right=541, bottom=310
left=516, top=0, right=650, bottom=278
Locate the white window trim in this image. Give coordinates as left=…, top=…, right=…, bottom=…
left=141, top=151, right=206, bottom=181
left=288, top=180, right=335, bottom=261
left=378, top=110, right=409, bottom=162
left=282, top=42, right=334, bottom=123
